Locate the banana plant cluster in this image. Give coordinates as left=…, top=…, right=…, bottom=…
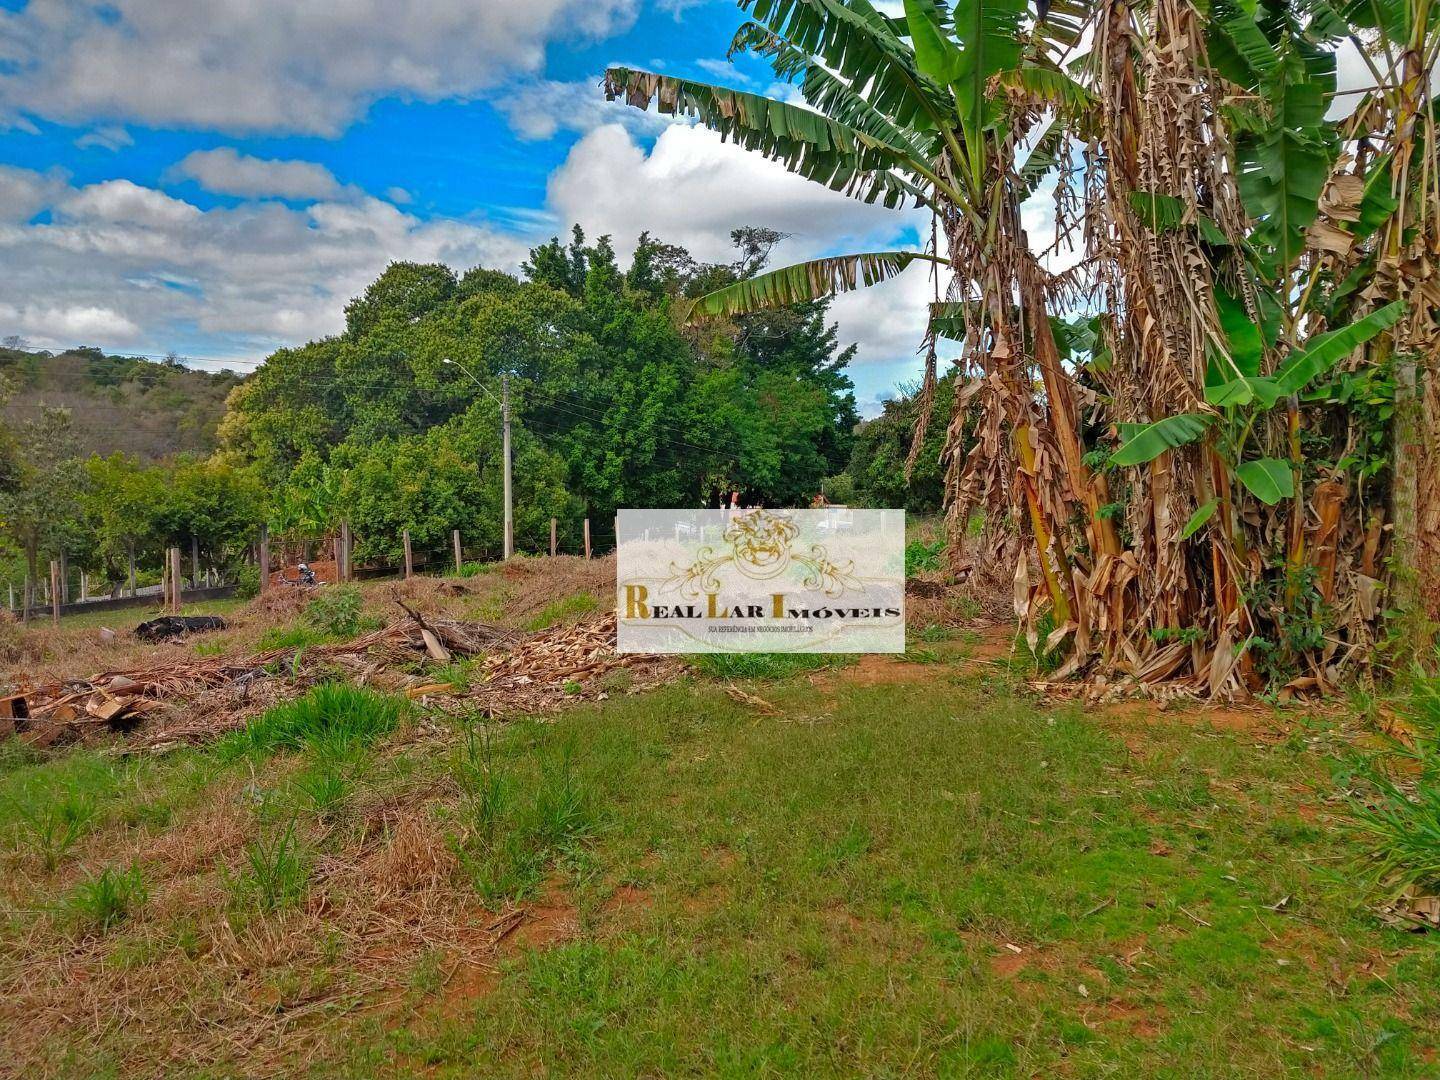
left=604, top=0, right=1438, bottom=696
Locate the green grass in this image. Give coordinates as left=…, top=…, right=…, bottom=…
left=256, top=623, right=332, bottom=651
left=1339, top=663, right=1440, bottom=899
left=363, top=680, right=1439, bottom=1078
left=432, top=657, right=482, bottom=692
left=222, top=818, right=309, bottom=916
left=690, top=652, right=853, bottom=680
left=914, top=623, right=956, bottom=643
left=524, top=591, right=600, bottom=631
left=60, top=864, right=148, bottom=933
left=445, top=724, right=598, bottom=904
left=1, top=748, right=221, bottom=868
left=5, top=654, right=1440, bottom=1076
left=216, top=682, right=404, bottom=760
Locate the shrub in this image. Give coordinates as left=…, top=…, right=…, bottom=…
left=232, top=562, right=262, bottom=600
left=303, top=585, right=375, bottom=639
left=217, top=682, right=403, bottom=760
left=905, top=539, right=945, bottom=575
left=63, top=864, right=148, bottom=933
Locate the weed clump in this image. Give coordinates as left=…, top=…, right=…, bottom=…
left=257, top=624, right=331, bottom=651
left=447, top=726, right=597, bottom=904
left=217, top=683, right=403, bottom=760
left=905, top=538, right=945, bottom=575
left=1343, top=665, right=1440, bottom=902
left=525, top=592, right=600, bottom=631
left=303, top=585, right=378, bottom=639
left=223, top=818, right=309, bottom=915
left=63, top=864, right=148, bottom=933
left=10, top=788, right=99, bottom=870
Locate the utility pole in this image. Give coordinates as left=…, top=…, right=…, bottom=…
left=502, top=372, right=513, bottom=560
left=443, top=357, right=514, bottom=561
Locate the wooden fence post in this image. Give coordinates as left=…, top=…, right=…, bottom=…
left=259, top=525, right=270, bottom=594
left=403, top=530, right=414, bottom=579
left=50, top=560, right=60, bottom=627
left=171, top=547, right=184, bottom=613
left=550, top=518, right=557, bottom=558
left=340, top=521, right=352, bottom=582
left=453, top=529, right=463, bottom=574
left=583, top=518, right=592, bottom=560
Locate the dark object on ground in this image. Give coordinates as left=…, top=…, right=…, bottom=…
left=135, top=616, right=227, bottom=642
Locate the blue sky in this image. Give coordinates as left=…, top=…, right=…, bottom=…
left=0, top=0, right=932, bottom=411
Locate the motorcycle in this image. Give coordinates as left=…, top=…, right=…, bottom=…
left=278, top=562, right=321, bottom=588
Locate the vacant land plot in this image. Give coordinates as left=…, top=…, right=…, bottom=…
left=0, top=578, right=1436, bottom=1077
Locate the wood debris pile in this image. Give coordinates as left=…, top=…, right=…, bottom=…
left=462, top=613, right=673, bottom=717
left=7, top=610, right=673, bottom=751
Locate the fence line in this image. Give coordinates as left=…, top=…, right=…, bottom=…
left=9, top=513, right=625, bottom=618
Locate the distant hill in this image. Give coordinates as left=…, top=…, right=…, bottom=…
left=0, top=346, right=244, bottom=460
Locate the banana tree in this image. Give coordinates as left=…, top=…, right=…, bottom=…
left=1084, top=0, right=1436, bottom=690
left=602, top=0, right=1437, bottom=693
left=605, top=0, right=1106, bottom=646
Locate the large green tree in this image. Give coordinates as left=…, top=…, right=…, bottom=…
left=223, top=229, right=864, bottom=551
left=0, top=406, right=84, bottom=617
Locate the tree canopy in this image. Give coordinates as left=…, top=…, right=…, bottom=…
left=220, top=228, right=862, bottom=558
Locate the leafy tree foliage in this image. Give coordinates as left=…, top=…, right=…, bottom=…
left=0, top=405, right=83, bottom=609
left=222, top=229, right=862, bottom=555
left=846, top=372, right=957, bottom=513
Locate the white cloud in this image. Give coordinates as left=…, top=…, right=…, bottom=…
left=547, top=123, right=919, bottom=263
left=0, top=165, right=70, bottom=224
left=74, top=125, right=133, bottom=152
left=0, top=167, right=530, bottom=353
left=546, top=122, right=934, bottom=399
left=0, top=302, right=141, bottom=344
left=544, top=122, right=927, bottom=385
left=495, top=79, right=678, bottom=142
left=62, top=179, right=202, bottom=228
left=172, top=149, right=345, bottom=202
left=695, top=58, right=747, bottom=82
left=0, top=0, right=640, bottom=136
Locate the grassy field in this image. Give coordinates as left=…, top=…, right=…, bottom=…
left=1, top=622, right=1437, bottom=1076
